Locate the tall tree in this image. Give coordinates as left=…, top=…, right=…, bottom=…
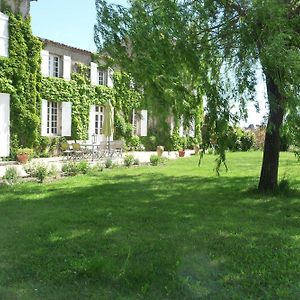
left=95, top=0, right=300, bottom=191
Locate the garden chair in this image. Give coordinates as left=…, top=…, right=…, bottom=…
left=109, top=140, right=124, bottom=157
left=60, top=142, right=73, bottom=160
left=96, top=142, right=108, bottom=159
left=72, top=143, right=84, bottom=160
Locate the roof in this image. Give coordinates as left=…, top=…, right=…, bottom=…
left=40, top=38, right=93, bottom=56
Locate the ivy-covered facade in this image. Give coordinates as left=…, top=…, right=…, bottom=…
left=0, top=3, right=148, bottom=158
left=0, top=1, right=199, bottom=158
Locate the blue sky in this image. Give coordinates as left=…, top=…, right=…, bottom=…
left=30, top=0, right=267, bottom=125
left=31, top=0, right=128, bottom=52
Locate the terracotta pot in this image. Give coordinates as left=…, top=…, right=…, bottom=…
left=157, top=146, right=164, bottom=157
left=17, top=154, right=29, bottom=164
left=178, top=150, right=185, bottom=157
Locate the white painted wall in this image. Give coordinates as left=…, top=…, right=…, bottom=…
left=0, top=13, right=9, bottom=58
left=0, top=93, right=10, bottom=157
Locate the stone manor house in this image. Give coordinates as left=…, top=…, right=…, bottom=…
left=0, top=0, right=149, bottom=157
left=0, top=0, right=195, bottom=158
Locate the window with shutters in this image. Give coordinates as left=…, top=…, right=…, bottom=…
left=47, top=101, right=62, bottom=135
left=98, top=69, right=108, bottom=86
left=49, top=54, right=62, bottom=78
left=95, top=105, right=104, bottom=135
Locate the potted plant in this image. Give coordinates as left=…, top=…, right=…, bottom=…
left=16, top=148, right=33, bottom=164
left=178, top=149, right=185, bottom=157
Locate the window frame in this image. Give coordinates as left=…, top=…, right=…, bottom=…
left=49, top=54, right=61, bottom=78
left=95, top=105, right=104, bottom=135
left=47, top=101, right=61, bottom=136
left=98, top=69, right=108, bottom=86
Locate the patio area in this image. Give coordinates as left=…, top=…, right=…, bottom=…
left=0, top=150, right=194, bottom=178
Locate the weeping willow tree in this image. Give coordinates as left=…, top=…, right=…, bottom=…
left=95, top=0, right=300, bottom=192
left=94, top=0, right=204, bottom=144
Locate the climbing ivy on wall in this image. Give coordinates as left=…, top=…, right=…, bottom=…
left=0, top=12, right=42, bottom=153
left=0, top=12, right=116, bottom=154
left=0, top=10, right=146, bottom=155
left=113, top=71, right=143, bottom=141
left=40, top=70, right=114, bottom=140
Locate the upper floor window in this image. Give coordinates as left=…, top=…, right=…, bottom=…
left=49, top=54, right=61, bottom=78
left=95, top=105, right=104, bottom=135
left=98, top=69, right=108, bottom=86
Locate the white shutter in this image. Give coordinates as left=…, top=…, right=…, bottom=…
left=90, top=62, right=98, bottom=86
left=41, top=50, right=49, bottom=77
left=88, top=105, right=95, bottom=142
left=63, top=55, right=71, bottom=81
left=189, top=118, right=195, bottom=137
left=169, top=115, right=175, bottom=133
left=41, top=99, right=48, bottom=136
left=61, top=102, right=72, bottom=136
left=0, top=13, right=9, bottom=57
left=179, top=116, right=184, bottom=137
left=107, top=67, right=114, bottom=87
left=0, top=93, right=10, bottom=157
left=140, top=110, right=148, bottom=137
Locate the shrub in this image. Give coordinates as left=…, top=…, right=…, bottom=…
left=62, top=161, right=80, bottom=176
left=48, top=164, right=59, bottom=177
left=3, top=166, right=19, bottom=185
left=187, top=137, right=200, bottom=149
left=227, top=127, right=254, bottom=152
left=140, top=135, right=157, bottom=151
left=24, top=162, right=49, bottom=183
left=23, top=162, right=36, bottom=177
left=127, top=135, right=141, bottom=151
left=33, top=164, right=49, bottom=183
left=104, top=158, right=113, bottom=169
left=124, top=154, right=135, bottom=167
left=77, top=160, right=90, bottom=174
left=240, top=132, right=255, bottom=151
left=88, top=162, right=104, bottom=175
left=150, top=154, right=161, bottom=166
left=170, top=132, right=187, bottom=151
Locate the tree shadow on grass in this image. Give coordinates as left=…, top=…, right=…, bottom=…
left=0, top=174, right=300, bottom=299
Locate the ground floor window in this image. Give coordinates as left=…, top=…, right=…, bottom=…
left=47, top=101, right=61, bottom=135
left=95, top=105, right=104, bottom=135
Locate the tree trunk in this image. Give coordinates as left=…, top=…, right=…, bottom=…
left=258, top=74, right=285, bottom=192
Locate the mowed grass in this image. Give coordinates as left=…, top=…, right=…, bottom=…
left=0, top=151, right=300, bottom=300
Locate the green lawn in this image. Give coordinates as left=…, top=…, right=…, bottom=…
left=0, top=152, right=300, bottom=299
